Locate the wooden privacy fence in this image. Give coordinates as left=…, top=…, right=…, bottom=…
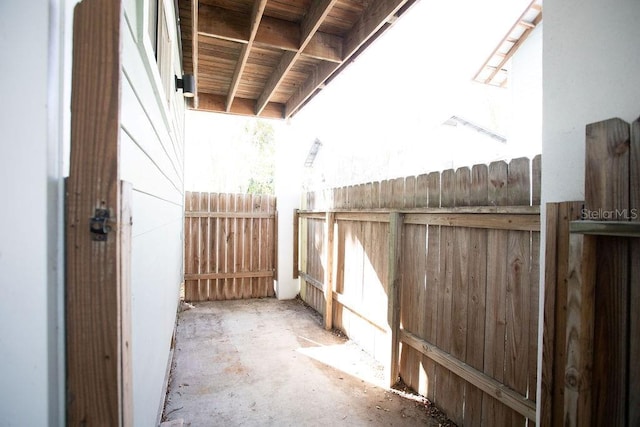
left=184, top=192, right=276, bottom=301
left=541, top=117, right=640, bottom=426
left=297, top=156, right=541, bottom=426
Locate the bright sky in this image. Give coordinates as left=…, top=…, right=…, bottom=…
left=185, top=0, right=538, bottom=192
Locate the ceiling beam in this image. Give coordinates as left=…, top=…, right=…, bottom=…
left=255, top=0, right=339, bottom=115
left=285, top=0, right=412, bottom=118
left=226, top=0, right=267, bottom=112
left=197, top=92, right=284, bottom=119
left=198, top=5, right=342, bottom=63
left=192, top=0, right=199, bottom=108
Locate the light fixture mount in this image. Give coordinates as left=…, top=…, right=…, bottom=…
left=175, top=74, right=195, bottom=98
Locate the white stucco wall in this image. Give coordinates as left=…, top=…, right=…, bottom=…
left=539, top=0, right=640, bottom=422
left=509, top=22, right=542, bottom=158
left=274, top=126, right=307, bottom=299
left=0, top=1, right=66, bottom=425
left=543, top=0, right=640, bottom=204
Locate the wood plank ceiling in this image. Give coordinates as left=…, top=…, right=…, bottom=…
left=178, top=0, right=418, bottom=119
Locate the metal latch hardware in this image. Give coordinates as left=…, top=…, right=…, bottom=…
left=90, top=208, right=111, bottom=241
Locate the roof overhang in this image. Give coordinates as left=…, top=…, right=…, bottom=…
left=178, top=0, right=418, bottom=119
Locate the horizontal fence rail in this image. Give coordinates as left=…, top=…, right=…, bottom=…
left=184, top=192, right=276, bottom=301
left=298, top=156, right=541, bottom=426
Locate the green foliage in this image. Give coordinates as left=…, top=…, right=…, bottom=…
left=244, top=120, right=275, bottom=195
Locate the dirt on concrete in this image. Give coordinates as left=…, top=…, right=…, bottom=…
left=162, top=298, right=452, bottom=426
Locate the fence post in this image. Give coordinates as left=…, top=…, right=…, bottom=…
left=324, top=212, right=335, bottom=330
left=388, top=211, right=403, bottom=386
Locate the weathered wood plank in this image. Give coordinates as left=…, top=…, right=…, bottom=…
left=399, top=176, right=418, bottom=389
left=186, top=192, right=197, bottom=300
left=415, top=172, right=437, bottom=400
left=392, top=177, right=405, bottom=208
left=268, top=195, right=277, bottom=297
left=465, top=164, right=489, bottom=426
left=217, top=193, right=227, bottom=299
left=552, top=202, right=582, bottom=425
left=435, top=169, right=455, bottom=418
left=449, top=167, right=471, bottom=423
left=505, top=157, right=531, bottom=425
left=241, top=194, right=252, bottom=298
left=184, top=271, right=273, bottom=280
left=250, top=194, right=261, bottom=297
left=401, top=329, right=536, bottom=420
left=415, top=174, right=429, bottom=207
left=427, top=171, right=440, bottom=208
left=199, top=192, right=209, bottom=301
left=388, top=212, right=403, bottom=386
left=563, top=234, right=597, bottom=426
left=532, top=154, right=542, bottom=206
left=208, top=193, right=219, bottom=300
left=630, top=118, right=640, bottom=426
left=483, top=160, right=510, bottom=424
left=222, top=193, right=233, bottom=299
left=586, top=118, right=630, bottom=425
left=232, top=194, right=242, bottom=298
left=423, top=218, right=440, bottom=402
left=585, top=118, right=630, bottom=215
left=488, top=160, right=508, bottom=207
left=185, top=192, right=199, bottom=301
left=66, top=0, right=129, bottom=423
left=324, top=212, right=335, bottom=329
left=425, top=168, right=446, bottom=402
left=529, top=230, right=540, bottom=404
left=299, top=205, right=540, bottom=216
left=540, top=203, right=559, bottom=427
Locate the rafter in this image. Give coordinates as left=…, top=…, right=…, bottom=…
left=226, top=0, right=267, bottom=111
left=197, top=5, right=343, bottom=63
left=285, top=0, right=412, bottom=118
left=179, top=0, right=419, bottom=119
left=198, top=93, right=284, bottom=119
left=474, top=0, right=543, bottom=86
left=255, top=0, right=339, bottom=115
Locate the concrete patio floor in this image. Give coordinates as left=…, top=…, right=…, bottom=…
left=161, top=298, right=451, bottom=426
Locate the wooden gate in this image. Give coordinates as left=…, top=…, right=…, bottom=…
left=184, top=192, right=276, bottom=301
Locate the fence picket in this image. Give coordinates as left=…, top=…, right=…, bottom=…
left=483, top=160, right=510, bottom=424
left=299, top=157, right=541, bottom=425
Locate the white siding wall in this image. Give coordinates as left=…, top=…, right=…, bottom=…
left=0, top=1, right=66, bottom=425
left=122, top=1, right=185, bottom=424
